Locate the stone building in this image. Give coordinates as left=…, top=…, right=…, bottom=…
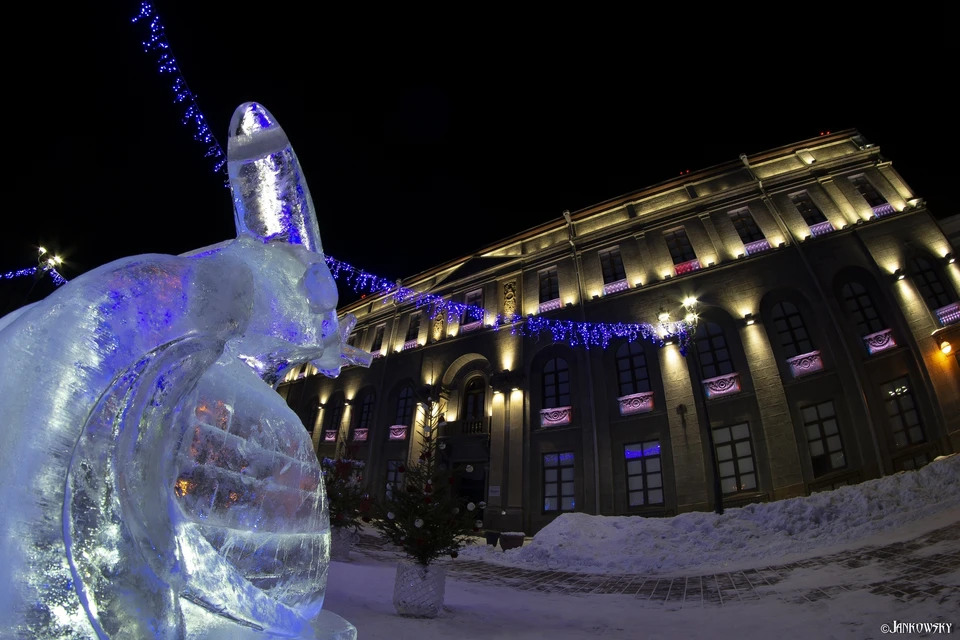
left=278, top=129, right=959, bottom=535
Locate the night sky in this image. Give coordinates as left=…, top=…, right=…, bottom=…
left=3, top=1, right=952, bottom=311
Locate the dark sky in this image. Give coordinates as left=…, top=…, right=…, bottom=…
left=2, top=1, right=953, bottom=310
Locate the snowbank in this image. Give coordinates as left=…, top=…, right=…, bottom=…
left=461, top=454, right=960, bottom=575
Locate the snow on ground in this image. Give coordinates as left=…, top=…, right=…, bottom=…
left=460, top=454, right=960, bottom=575
left=322, top=555, right=955, bottom=640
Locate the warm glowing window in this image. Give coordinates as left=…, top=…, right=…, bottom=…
left=543, top=452, right=575, bottom=512
left=539, top=267, right=560, bottom=303
left=695, top=322, right=734, bottom=379
left=625, top=441, right=663, bottom=507
left=848, top=174, right=887, bottom=208
left=790, top=191, right=828, bottom=225
left=801, top=401, right=846, bottom=477
left=881, top=377, right=926, bottom=448
left=395, top=387, right=416, bottom=427
left=840, top=282, right=885, bottom=337
left=663, top=227, right=697, bottom=265
left=599, top=247, right=627, bottom=284
left=771, top=302, right=815, bottom=358
left=405, top=314, right=421, bottom=342
left=542, top=358, right=570, bottom=409
left=616, top=341, right=651, bottom=396
left=713, top=423, right=757, bottom=494
left=909, top=257, right=956, bottom=310
left=728, top=208, right=765, bottom=244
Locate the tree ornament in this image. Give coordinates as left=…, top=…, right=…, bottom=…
left=465, top=465, right=474, bottom=473
left=438, top=443, right=446, bottom=449
left=414, top=519, right=424, bottom=528
left=450, top=551, right=458, bottom=559
left=452, top=507, right=459, bottom=514
left=478, top=501, right=486, bottom=509
left=418, top=458, right=425, bottom=465
left=466, top=502, right=475, bottom=511
left=474, top=520, right=483, bottom=528
left=424, top=496, right=432, bottom=504
left=387, top=512, right=395, bottom=520
left=398, top=465, right=406, bottom=473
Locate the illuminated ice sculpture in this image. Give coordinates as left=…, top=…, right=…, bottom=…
left=0, top=103, right=370, bottom=639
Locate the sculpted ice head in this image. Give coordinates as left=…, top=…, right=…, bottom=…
left=0, top=102, right=366, bottom=638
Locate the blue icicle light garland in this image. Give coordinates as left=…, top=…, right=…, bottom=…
left=132, top=3, right=228, bottom=181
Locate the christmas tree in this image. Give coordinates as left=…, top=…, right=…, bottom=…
left=320, top=454, right=371, bottom=532
left=371, top=399, right=483, bottom=566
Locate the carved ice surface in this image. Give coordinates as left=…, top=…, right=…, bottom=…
left=0, top=103, right=367, bottom=638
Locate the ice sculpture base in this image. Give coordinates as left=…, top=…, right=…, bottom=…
left=183, top=601, right=357, bottom=640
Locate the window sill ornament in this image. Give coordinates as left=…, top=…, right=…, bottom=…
left=863, top=329, right=896, bottom=354
left=808, top=221, right=835, bottom=237
left=674, top=258, right=701, bottom=275
left=603, top=278, right=630, bottom=295
left=402, top=339, right=419, bottom=351
left=871, top=203, right=896, bottom=218
left=618, top=391, right=655, bottom=416
left=353, top=428, right=369, bottom=442
left=389, top=425, right=409, bottom=440
left=743, top=239, right=771, bottom=256
left=324, top=430, right=337, bottom=442
left=702, top=372, right=742, bottom=399
left=459, top=320, right=483, bottom=333
left=935, top=302, right=960, bottom=327
left=538, top=298, right=562, bottom=314
left=540, top=406, right=573, bottom=427
left=787, top=350, right=825, bottom=378
left=0, top=101, right=364, bottom=638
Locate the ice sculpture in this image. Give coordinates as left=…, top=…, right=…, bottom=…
left=0, top=102, right=370, bottom=639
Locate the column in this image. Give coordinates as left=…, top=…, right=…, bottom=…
left=698, top=213, right=726, bottom=263
left=817, top=176, right=861, bottom=225
left=876, top=163, right=914, bottom=202
left=632, top=232, right=654, bottom=286
left=657, top=345, right=708, bottom=512
left=507, top=389, right=524, bottom=508
left=739, top=325, right=805, bottom=499
left=487, top=391, right=507, bottom=509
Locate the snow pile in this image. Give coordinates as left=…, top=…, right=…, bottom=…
left=462, top=454, right=960, bottom=575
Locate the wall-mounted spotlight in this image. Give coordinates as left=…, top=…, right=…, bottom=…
left=778, top=241, right=786, bottom=248
left=657, top=309, right=670, bottom=322
left=565, top=302, right=573, bottom=307
left=737, top=253, right=744, bottom=259
left=743, top=313, right=755, bottom=326
left=941, top=341, right=952, bottom=355
left=592, top=294, right=599, bottom=301
left=945, top=253, right=955, bottom=265
left=682, top=297, right=697, bottom=308
left=511, top=387, right=520, bottom=392
left=893, top=269, right=905, bottom=281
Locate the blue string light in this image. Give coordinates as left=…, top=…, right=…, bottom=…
left=132, top=3, right=227, bottom=182
left=324, top=255, right=695, bottom=354
left=2, top=266, right=68, bottom=287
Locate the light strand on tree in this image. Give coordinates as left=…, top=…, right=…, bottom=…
left=324, top=255, right=695, bottom=354
left=131, top=3, right=228, bottom=182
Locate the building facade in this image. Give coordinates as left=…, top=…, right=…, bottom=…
left=278, top=130, right=960, bottom=536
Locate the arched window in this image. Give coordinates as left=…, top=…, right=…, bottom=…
left=694, top=322, right=734, bottom=380
left=395, top=387, right=416, bottom=427
left=909, top=257, right=956, bottom=311
left=355, top=392, right=375, bottom=431
left=840, top=282, right=885, bottom=337
left=461, top=377, right=486, bottom=431
left=323, top=394, right=345, bottom=434
left=542, top=358, right=570, bottom=409
left=616, top=342, right=650, bottom=396
left=306, top=397, right=321, bottom=434
left=771, top=302, right=815, bottom=358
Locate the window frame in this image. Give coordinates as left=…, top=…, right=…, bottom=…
left=728, top=208, right=766, bottom=244
left=695, top=321, right=734, bottom=380
left=712, top=423, right=759, bottom=495
left=323, top=395, right=345, bottom=436
left=880, top=376, right=926, bottom=449
left=370, top=324, right=385, bottom=352
left=909, top=257, right=956, bottom=310
left=839, top=281, right=885, bottom=338
left=615, top=341, right=651, bottom=396
left=789, top=190, right=828, bottom=225
left=395, top=387, right=416, bottom=427
left=624, top=440, right=664, bottom=508
left=542, top=357, right=571, bottom=409
left=542, top=452, right=576, bottom=513
left=461, top=376, right=486, bottom=431
left=462, top=289, right=484, bottom=324
left=598, top=247, right=627, bottom=285
left=538, top=267, right=560, bottom=304
left=405, top=314, right=422, bottom=342
left=800, top=400, right=847, bottom=477
left=663, top=227, right=698, bottom=265
left=771, top=301, right=815, bottom=359
left=355, top=392, right=375, bottom=432
left=848, top=174, right=887, bottom=208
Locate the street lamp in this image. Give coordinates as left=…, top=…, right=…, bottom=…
left=678, top=298, right=724, bottom=515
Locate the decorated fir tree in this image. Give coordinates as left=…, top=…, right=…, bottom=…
left=371, top=400, right=483, bottom=566
left=320, top=455, right=370, bottom=532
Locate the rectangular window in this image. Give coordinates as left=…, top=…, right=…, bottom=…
left=598, top=247, right=627, bottom=285
left=462, top=289, right=484, bottom=324
left=405, top=314, right=421, bottom=342
left=539, top=267, right=560, bottom=304
left=713, top=423, right=757, bottom=495
left=370, top=324, right=385, bottom=352
left=386, top=460, right=405, bottom=499
left=346, top=333, right=357, bottom=347
left=728, top=208, right=766, bottom=244
left=881, top=377, right=926, bottom=448
left=625, top=441, right=664, bottom=507
left=543, top=452, right=575, bottom=512
left=789, top=191, right=828, bottom=225
left=848, top=174, right=887, bottom=208
left=801, top=401, right=846, bottom=477
left=663, top=227, right=697, bottom=265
